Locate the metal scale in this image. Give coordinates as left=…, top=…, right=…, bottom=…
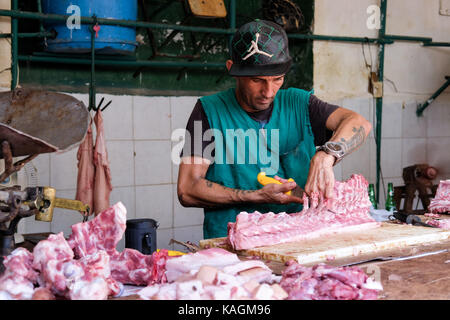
left=0, top=88, right=90, bottom=272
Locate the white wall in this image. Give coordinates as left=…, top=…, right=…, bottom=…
left=314, top=0, right=450, bottom=206
left=22, top=93, right=204, bottom=252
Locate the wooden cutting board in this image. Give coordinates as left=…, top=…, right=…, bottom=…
left=199, top=221, right=450, bottom=265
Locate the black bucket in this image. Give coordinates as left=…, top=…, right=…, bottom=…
left=125, top=219, right=158, bottom=255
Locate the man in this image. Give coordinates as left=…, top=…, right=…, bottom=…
left=177, top=20, right=372, bottom=239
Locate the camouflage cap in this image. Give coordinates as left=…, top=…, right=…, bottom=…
left=229, top=19, right=292, bottom=77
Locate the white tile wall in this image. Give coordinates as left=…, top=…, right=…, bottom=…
left=49, top=148, right=78, bottom=190
left=106, top=140, right=135, bottom=187
left=402, top=138, right=427, bottom=168
left=427, top=137, right=450, bottom=174
left=135, top=184, right=173, bottom=229
left=381, top=101, right=403, bottom=138
left=134, top=140, right=172, bottom=185
left=401, top=101, right=427, bottom=138
left=426, top=101, right=450, bottom=138
left=133, top=96, right=172, bottom=140
left=173, top=184, right=204, bottom=228
left=30, top=153, right=50, bottom=186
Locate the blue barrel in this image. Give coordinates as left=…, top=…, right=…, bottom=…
left=42, top=0, right=137, bottom=55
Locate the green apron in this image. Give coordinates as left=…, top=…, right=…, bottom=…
left=200, top=87, right=316, bottom=239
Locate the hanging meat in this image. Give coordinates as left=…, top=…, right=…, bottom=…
left=93, top=110, right=113, bottom=215
left=75, top=119, right=95, bottom=215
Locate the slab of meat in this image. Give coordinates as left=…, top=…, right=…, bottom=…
left=75, top=118, right=95, bottom=213
left=110, top=248, right=169, bottom=286
left=92, top=109, right=113, bottom=215
left=68, top=201, right=127, bottom=258
left=428, top=180, right=450, bottom=214
left=280, top=261, right=382, bottom=300
left=0, top=248, right=38, bottom=300
left=164, top=248, right=241, bottom=282
left=425, top=218, right=450, bottom=229
left=68, top=201, right=169, bottom=286
left=32, top=232, right=120, bottom=299
left=138, top=248, right=286, bottom=300
left=228, top=174, right=380, bottom=250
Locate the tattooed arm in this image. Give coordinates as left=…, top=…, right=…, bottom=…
left=304, top=108, right=372, bottom=200
left=177, top=156, right=303, bottom=208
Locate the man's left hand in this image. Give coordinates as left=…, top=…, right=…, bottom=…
left=304, top=151, right=336, bottom=200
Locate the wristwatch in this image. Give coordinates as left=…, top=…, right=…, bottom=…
left=316, top=141, right=346, bottom=166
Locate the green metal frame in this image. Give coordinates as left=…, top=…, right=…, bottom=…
left=3, top=0, right=449, bottom=202
left=416, top=76, right=450, bottom=117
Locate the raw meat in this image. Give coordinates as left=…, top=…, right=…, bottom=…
left=75, top=118, right=95, bottom=213
left=33, top=233, right=120, bottom=299
left=428, top=180, right=450, bottom=214
left=0, top=248, right=38, bottom=300
left=93, top=110, right=113, bottom=215
left=0, top=202, right=170, bottom=299
left=228, top=174, right=379, bottom=250
left=110, top=248, right=169, bottom=286
left=68, top=202, right=127, bottom=258
left=279, top=261, right=382, bottom=300
left=164, top=248, right=241, bottom=282
left=425, top=219, right=450, bottom=229
left=138, top=248, right=285, bottom=300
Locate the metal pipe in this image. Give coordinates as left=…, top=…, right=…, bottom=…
left=18, top=54, right=226, bottom=68
left=0, top=31, right=53, bottom=38
left=36, top=0, right=45, bottom=33
left=0, top=9, right=237, bottom=35
left=11, top=0, right=18, bottom=90
left=383, top=35, right=432, bottom=42
left=375, top=0, right=387, bottom=204
left=288, top=33, right=393, bottom=44
left=89, top=21, right=96, bottom=111
left=228, top=0, right=236, bottom=50
left=416, top=76, right=450, bottom=117
left=422, top=42, right=450, bottom=47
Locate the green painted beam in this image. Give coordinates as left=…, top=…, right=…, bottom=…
left=422, top=42, right=450, bottom=47
left=0, top=9, right=236, bottom=35
left=375, top=0, right=387, bottom=205
left=18, top=54, right=227, bottom=68
left=11, top=0, right=18, bottom=90
left=416, top=76, right=450, bottom=117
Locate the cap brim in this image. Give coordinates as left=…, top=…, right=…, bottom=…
left=228, top=59, right=292, bottom=77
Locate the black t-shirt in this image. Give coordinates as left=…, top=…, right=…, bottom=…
left=180, top=94, right=339, bottom=161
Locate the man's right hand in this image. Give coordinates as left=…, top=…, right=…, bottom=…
left=257, top=181, right=303, bottom=204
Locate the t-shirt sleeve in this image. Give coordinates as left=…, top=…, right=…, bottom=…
left=308, top=94, right=339, bottom=146
left=180, top=100, right=215, bottom=161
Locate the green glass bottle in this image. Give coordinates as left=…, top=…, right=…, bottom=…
left=368, top=184, right=377, bottom=209
left=385, top=182, right=396, bottom=211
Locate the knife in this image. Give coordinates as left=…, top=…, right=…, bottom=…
left=257, top=172, right=305, bottom=198
left=392, top=211, right=438, bottom=228
left=339, top=248, right=448, bottom=267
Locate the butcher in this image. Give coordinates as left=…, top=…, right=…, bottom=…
left=177, top=20, right=372, bottom=239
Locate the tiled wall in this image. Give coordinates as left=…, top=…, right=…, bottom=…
left=22, top=93, right=204, bottom=252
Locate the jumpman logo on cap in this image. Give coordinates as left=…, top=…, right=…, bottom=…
left=242, top=33, right=274, bottom=61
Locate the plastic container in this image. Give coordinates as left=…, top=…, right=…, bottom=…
left=125, top=219, right=158, bottom=255
left=41, top=0, right=137, bottom=55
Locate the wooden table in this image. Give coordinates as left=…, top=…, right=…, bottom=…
left=256, top=239, right=450, bottom=300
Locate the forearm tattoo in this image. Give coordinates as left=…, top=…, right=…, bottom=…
left=339, top=126, right=366, bottom=155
